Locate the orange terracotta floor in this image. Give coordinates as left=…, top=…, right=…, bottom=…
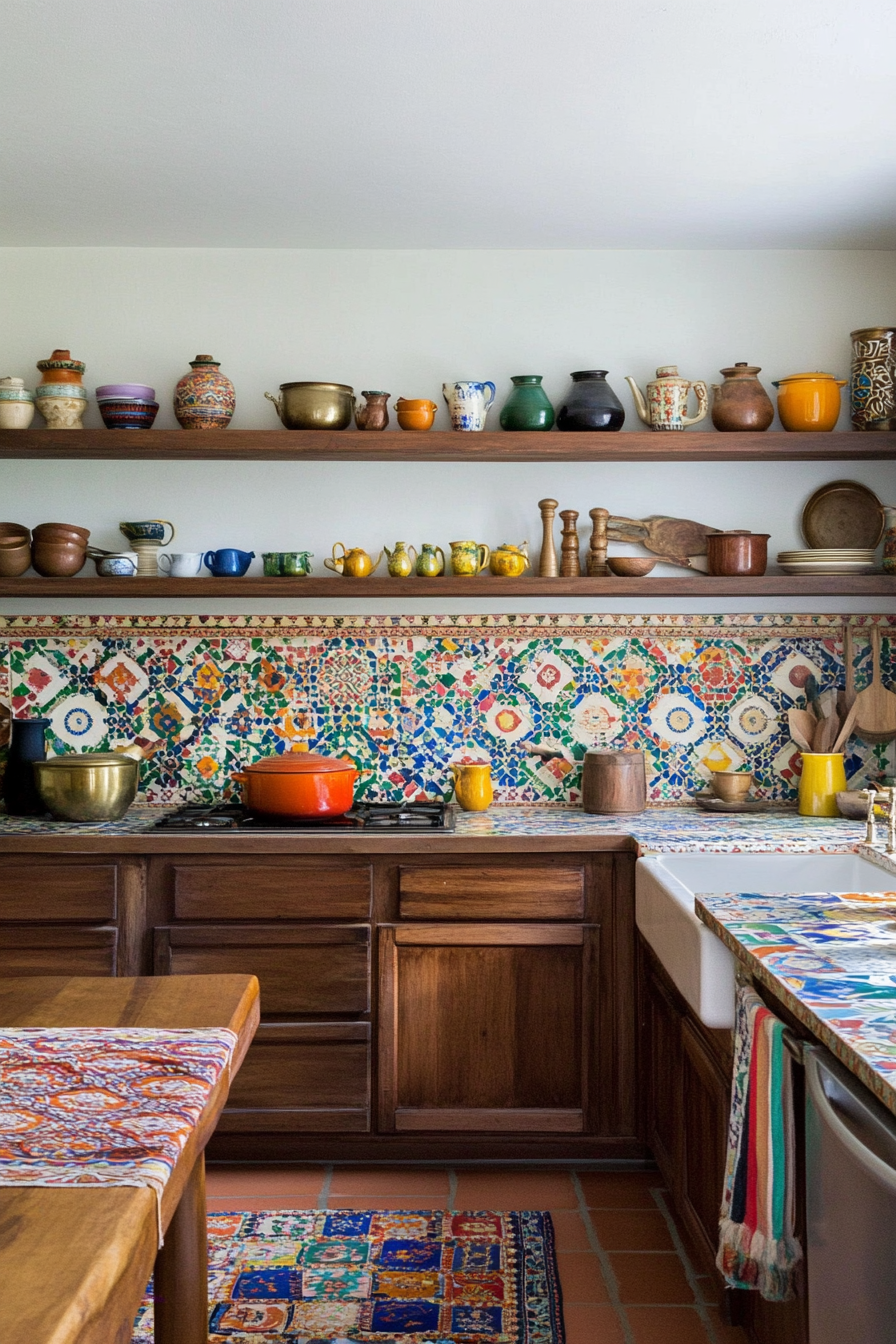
left=206, top=1164, right=748, bottom=1344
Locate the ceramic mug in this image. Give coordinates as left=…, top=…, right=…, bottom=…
left=203, top=548, right=255, bottom=577
left=450, top=540, right=490, bottom=575
left=120, top=519, right=176, bottom=545
left=798, top=752, right=847, bottom=817
left=96, top=552, right=138, bottom=577
left=159, top=551, right=203, bottom=577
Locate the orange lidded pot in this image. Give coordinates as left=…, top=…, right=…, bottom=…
left=771, top=372, right=846, bottom=432
left=395, top=398, right=438, bottom=431
left=234, top=753, right=358, bottom=819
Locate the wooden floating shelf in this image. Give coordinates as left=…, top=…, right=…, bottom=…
left=1, top=429, right=895, bottom=463
left=2, top=574, right=894, bottom=598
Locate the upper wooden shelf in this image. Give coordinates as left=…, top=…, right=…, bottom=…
left=2, top=429, right=895, bottom=462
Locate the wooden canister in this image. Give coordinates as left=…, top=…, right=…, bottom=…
left=583, top=749, right=647, bottom=814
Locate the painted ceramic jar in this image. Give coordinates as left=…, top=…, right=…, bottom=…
left=556, top=371, right=625, bottom=431
left=174, top=355, right=235, bottom=430
left=771, top=372, right=847, bottom=432
left=710, top=363, right=774, bottom=431
left=355, top=390, right=390, bottom=430
left=882, top=506, right=896, bottom=575
left=850, top=328, right=896, bottom=431
left=625, top=366, right=708, bottom=431
left=35, top=383, right=88, bottom=429
left=442, top=381, right=496, bottom=431
left=450, top=540, right=490, bottom=575
left=384, top=542, right=417, bottom=577
left=499, top=375, right=555, bottom=431
left=415, top=543, right=445, bottom=577
left=490, top=542, right=530, bottom=577
left=36, top=349, right=85, bottom=386
left=0, top=377, right=35, bottom=429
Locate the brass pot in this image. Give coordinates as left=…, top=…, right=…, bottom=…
left=264, top=382, right=355, bottom=431
left=34, top=753, right=139, bottom=821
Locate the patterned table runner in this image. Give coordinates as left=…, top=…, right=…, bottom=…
left=0, top=1027, right=236, bottom=1240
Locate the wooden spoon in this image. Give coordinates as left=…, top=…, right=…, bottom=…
left=787, top=708, right=816, bottom=754
left=832, top=701, right=859, bottom=754
left=853, top=625, right=896, bottom=742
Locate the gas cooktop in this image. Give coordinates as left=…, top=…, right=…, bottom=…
left=152, top=800, right=454, bottom=832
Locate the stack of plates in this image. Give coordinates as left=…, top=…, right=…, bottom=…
left=777, top=548, right=877, bottom=574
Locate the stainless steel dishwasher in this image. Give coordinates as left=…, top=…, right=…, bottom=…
left=805, top=1044, right=896, bottom=1343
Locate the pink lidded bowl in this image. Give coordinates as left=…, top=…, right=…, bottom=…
left=95, top=383, right=155, bottom=401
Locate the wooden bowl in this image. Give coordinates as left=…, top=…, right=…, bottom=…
left=31, top=543, right=87, bottom=577
left=607, top=556, right=657, bottom=577
left=710, top=770, right=754, bottom=802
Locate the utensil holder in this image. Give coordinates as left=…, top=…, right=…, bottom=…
left=798, top=753, right=847, bottom=817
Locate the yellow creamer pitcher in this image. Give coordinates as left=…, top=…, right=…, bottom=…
left=450, top=761, right=494, bottom=812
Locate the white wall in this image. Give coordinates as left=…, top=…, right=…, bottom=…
left=1, top=246, right=895, bottom=617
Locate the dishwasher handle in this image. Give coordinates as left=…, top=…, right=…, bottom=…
left=805, top=1045, right=896, bottom=1196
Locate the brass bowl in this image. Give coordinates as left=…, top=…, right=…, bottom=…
left=709, top=769, right=754, bottom=803
left=34, top=753, right=139, bottom=821
left=264, top=382, right=355, bottom=431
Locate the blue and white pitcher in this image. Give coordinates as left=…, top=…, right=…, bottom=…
left=443, top=380, right=496, bottom=432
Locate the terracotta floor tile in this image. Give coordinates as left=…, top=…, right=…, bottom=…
left=589, top=1208, right=675, bottom=1251
left=453, top=1169, right=578, bottom=1208
left=549, top=1209, right=594, bottom=1251
left=329, top=1166, right=450, bottom=1196
left=577, top=1170, right=664, bottom=1209
left=556, top=1252, right=610, bottom=1302
left=206, top=1165, right=326, bottom=1197
left=206, top=1196, right=319, bottom=1212
left=610, top=1252, right=696, bottom=1305
left=562, top=1302, right=626, bottom=1344
left=327, top=1197, right=449, bottom=1211
left=692, top=1272, right=723, bottom=1305
left=626, top=1304, right=714, bottom=1342
left=705, top=1306, right=751, bottom=1342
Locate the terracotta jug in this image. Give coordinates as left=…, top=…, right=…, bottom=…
left=355, top=390, right=390, bottom=430
left=710, top=363, right=774, bottom=431
left=450, top=761, right=493, bottom=811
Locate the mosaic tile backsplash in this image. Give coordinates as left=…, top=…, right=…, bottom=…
left=0, top=614, right=893, bottom=807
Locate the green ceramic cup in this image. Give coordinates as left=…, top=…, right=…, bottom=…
left=262, top=551, right=313, bottom=576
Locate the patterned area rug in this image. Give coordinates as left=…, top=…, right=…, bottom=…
left=134, top=1208, right=564, bottom=1341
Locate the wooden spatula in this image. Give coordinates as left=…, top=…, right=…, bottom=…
left=853, top=625, right=896, bottom=743
left=787, top=708, right=815, bottom=753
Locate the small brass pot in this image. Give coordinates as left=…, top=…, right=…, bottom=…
left=264, top=382, right=355, bottom=430
left=34, top=753, right=139, bottom=821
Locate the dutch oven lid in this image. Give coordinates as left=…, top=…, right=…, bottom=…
left=243, top=753, right=355, bottom=774
left=40, top=752, right=136, bottom=768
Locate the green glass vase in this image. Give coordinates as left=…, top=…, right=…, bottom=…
left=499, top=375, right=555, bottom=431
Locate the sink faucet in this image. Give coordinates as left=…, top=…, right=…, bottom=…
left=865, top=788, right=879, bottom=845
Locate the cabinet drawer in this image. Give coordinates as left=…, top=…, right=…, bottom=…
left=399, top=865, right=585, bottom=920
left=0, top=864, right=117, bottom=922
left=153, top=924, right=370, bottom=1015
left=0, top=926, right=117, bottom=976
left=218, top=1022, right=370, bottom=1132
left=172, top=863, right=371, bottom=920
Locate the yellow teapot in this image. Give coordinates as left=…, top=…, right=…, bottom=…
left=450, top=760, right=493, bottom=812
left=324, top=543, right=382, bottom=577
left=490, top=541, right=530, bottom=577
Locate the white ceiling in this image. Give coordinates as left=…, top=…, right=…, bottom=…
left=3, top=0, right=896, bottom=248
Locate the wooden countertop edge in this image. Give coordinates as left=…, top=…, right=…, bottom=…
left=0, top=832, right=641, bottom=854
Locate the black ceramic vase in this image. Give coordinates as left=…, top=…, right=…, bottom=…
left=556, top=370, right=625, bottom=431
left=2, top=716, right=50, bottom=816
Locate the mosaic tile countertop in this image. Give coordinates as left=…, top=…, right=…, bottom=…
left=698, top=882, right=896, bottom=1118
left=0, top=803, right=870, bottom=853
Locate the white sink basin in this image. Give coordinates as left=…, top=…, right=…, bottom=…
left=635, top=852, right=892, bottom=1029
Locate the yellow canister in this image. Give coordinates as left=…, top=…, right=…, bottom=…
left=798, top=752, right=847, bottom=817
left=772, top=372, right=846, bottom=432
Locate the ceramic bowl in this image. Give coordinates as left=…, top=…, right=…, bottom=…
left=95, top=383, right=155, bottom=400
left=0, top=522, right=31, bottom=543
left=0, top=401, right=35, bottom=429
left=607, top=556, right=657, bottom=577
left=0, top=542, right=32, bottom=576
left=33, top=522, right=90, bottom=543
left=262, top=551, right=314, bottom=576
left=31, top=543, right=87, bottom=577
left=709, top=770, right=754, bottom=803
left=95, top=552, right=138, bottom=577
left=98, top=401, right=159, bottom=430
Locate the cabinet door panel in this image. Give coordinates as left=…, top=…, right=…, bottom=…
left=172, top=863, right=371, bottom=920
left=154, top=924, right=370, bottom=1015
left=0, top=864, right=117, bottom=921
left=399, top=865, right=584, bottom=920
left=0, top=926, right=117, bottom=976
left=681, top=1019, right=730, bottom=1266
left=644, top=957, right=683, bottom=1184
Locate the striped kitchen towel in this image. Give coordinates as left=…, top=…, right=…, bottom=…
left=717, top=985, right=802, bottom=1301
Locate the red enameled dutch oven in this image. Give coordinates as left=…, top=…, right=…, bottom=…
left=234, top=753, right=358, bottom=819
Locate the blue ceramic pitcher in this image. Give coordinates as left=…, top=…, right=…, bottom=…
left=204, top=549, right=255, bottom=577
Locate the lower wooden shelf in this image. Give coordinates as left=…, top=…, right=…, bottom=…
left=1, top=573, right=894, bottom=598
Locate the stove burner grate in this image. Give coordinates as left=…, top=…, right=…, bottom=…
left=152, top=799, right=453, bottom=832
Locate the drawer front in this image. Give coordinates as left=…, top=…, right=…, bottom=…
left=219, top=1022, right=370, bottom=1132
left=0, top=864, right=117, bottom=922
left=399, top=865, right=585, bottom=920
left=0, top=926, right=118, bottom=976
left=154, top=924, right=370, bottom=1015
left=172, top=863, right=371, bottom=921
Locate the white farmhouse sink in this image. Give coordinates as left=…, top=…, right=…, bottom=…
left=635, top=852, right=892, bottom=1029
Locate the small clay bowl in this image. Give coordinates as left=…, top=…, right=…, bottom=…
left=0, top=522, right=30, bottom=543
left=607, top=556, right=657, bottom=577
left=31, top=543, right=87, bottom=577
left=33, top=522, right=91, bottom=544
left=710, top=770, right=754, bottom=803
left=0, top=543, right=32, bottom=576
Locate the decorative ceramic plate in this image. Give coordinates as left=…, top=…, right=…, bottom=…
left=777, top=560, right=877, bottom=574
left=800, top=479, right=883, bottom=549
left=692, top=792, right=781, bottom=813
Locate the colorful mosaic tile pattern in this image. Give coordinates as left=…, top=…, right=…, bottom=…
left=698, top=887, right=896, bottom=1117
left=133, top=1208, right=564, bottom=1342
left=0, top=614, right=892, bottom=808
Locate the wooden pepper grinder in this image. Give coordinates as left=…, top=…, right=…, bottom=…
left=559, top=509, right=581, bottom=577
left=587, top=508, right=609, bottom=576
left=537, top=498, right=559, bottom=577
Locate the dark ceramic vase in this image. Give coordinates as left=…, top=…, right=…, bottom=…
left=556, top=370, right=625, bottom=431
left=2, top=717, right=50, bottom=816
left=499, top=375, right=555, bottom=431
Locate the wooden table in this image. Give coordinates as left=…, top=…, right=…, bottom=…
left=0, top=974, right=260, bottom=1344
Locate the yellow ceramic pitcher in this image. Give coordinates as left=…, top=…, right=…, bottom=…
left=798, top=752, right=847, bottom=817
left=450, top=761, right=494, bottom=811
